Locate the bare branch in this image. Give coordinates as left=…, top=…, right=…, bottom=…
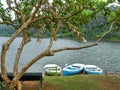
left=67, top=22, right=87, bottom=43
left=13, top=37, right=54, bottom=82
left=51, top=43, right=98, bottom=53
left=55, top=21, right=62, bottom=33
left=1, top=45, right=10, bottom=83
left=96, top=20, right=117, bottom=43
left=0, top=21, right=17, bottom=28
left=6, top=0, right=20, bottom=15
left=32, top=16, right=45, bottom=23
left=13, top=39, right=25, bottom=75
left=55, top=8, right=84, bottom=20
left=14, top=0, right=25, bottom=23
left=13, top=51, right=46, bottom=83
left=30, top=0, right=46, bottom=20
left=46, top=37, right=54, bottom=51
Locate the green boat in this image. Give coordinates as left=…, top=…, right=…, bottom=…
left=44, top=64, right=62, bottom=76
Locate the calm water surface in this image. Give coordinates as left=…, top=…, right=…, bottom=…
left=0, top=37, right=120, bottom=74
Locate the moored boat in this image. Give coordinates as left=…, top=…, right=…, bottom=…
left=84, top=65, right=103, bottom=74
left=44, top=64, right=62, bottom=76
left=63, top=63, right=85, bottom=76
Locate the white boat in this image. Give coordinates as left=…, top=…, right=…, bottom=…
left=84, top=65, right=103, bottom=74
left=63, top=63, right=85, bottom=76
left=43, top=64, right=62, bottom=76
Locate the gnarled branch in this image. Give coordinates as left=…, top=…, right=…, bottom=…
left=6, top=0, right=20, bottom=15
left=52, top=43, right=98, bottom=53
left=96, top=20, right=117, bottom=43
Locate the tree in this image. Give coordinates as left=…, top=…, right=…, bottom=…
left=107, top=0, right=120, bottom=25
left=0, top=0, right=117, bottom=90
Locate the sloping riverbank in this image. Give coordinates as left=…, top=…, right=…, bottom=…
left=19, top=74, right=120, bottom=90
left=1, top=74, right=120, bottom=90
left=42, top=75, right=120, bottom=90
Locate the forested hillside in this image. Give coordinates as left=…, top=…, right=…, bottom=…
left=0, top=17, right=120, bottom=41
left=0, top=24, right=15, bottom=36
left=83, top=16, right=120, bottom=41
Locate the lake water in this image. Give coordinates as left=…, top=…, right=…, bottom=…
left=0, top=37, right=120, bottom=74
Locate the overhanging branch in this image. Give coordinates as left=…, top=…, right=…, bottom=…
left=52, top=43, right=98, bottom=53
left=30, top=0, right=46, bottom=20
left=6, top=0, right=20, bottom=15
left=96, top=20, right=117, bottom=43
left=55, top=9, right=84, bottom=20
left=0, top=21, right=17, bottom=28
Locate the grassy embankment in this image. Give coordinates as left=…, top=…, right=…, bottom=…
left=1, top=75, right=120, bottom=90
left=42, top=75, right=120, bottom=90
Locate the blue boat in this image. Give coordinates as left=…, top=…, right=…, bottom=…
left=63, top=63, right=85, bottom=76
left=84, top=65, right=103, bottom=74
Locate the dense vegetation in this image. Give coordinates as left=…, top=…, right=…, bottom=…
left=0, top=17, right=120, bottom=41
left=0, top=24, right=15, bottom=36
left=83, top=16, right=120, bottom=41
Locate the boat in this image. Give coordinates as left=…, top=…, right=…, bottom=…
left=63, top=63, right=85, bottom=76
left=84, top=65, right=103, bottom=74
left=43, top=64, right=62, bottom=76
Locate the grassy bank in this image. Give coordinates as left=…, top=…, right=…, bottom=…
left=42, top=75, right=120, bottom=90
left=0, top=75, right=120, bottom=90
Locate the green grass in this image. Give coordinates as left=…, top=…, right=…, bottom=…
left=42, top=75, right=120, bottom=90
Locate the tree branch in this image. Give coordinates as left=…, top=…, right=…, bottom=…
left=6, top=0, right=20, bottom=15
left=67, top=22, right=87, bottom=43
left=13, top=39, right=25, bottom=75
left=51, top=43, right=98, bottom=53
left=46, top=37, right=54, bottom=51
left=55, top=9, right=84, bottom=20
left=13, top=37, right=54, bottom=82
left=13, top=51, right=47, bottom=83
left=1, top=45, right=10, bottom=83
left=0, top=21, right=17, bottom=28
left=96, top=20, right=117, bottom=43
left=55, top=21, right=62, bottom=33
left=30, top=0, right=46, bottom=20
left=14, top=0, right=25, bottom=23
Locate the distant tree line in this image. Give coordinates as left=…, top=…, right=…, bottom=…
left=0, top=24, right=15, bottom=36
left=82, top=16, right=120, bottom=41
left=0, top=17, right=119, bottom=41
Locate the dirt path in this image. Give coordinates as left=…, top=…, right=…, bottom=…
left=22, top=81, right=40, bottom=90
left=22, top=81, right=55, bottom=90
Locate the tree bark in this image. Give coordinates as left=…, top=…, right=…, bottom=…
left=13, top=40, right=25, bottom=75
left=7, top=80, right=22, bottom=90
left=17, top=81, right=22, bottom=90
left=9, top=80, right=16, bottom=90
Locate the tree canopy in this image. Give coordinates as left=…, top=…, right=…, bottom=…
left=0, top=0, right=119, bottom=90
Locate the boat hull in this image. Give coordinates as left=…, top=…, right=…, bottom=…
left=84, top=65, right=103, bottom=74
left=63, top=63, right=85, bottom=76
left=45, top=71, right=61, bottom=76
left=44, top=64, right=62, bottom=76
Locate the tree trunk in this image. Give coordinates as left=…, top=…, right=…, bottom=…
left=8, top=81, right=16, bottom=90
left=17, top=81, right=22, bottom=90
left=13, top=39, right=25, bottom=75
left=8, top=80, right=22, bottom=90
